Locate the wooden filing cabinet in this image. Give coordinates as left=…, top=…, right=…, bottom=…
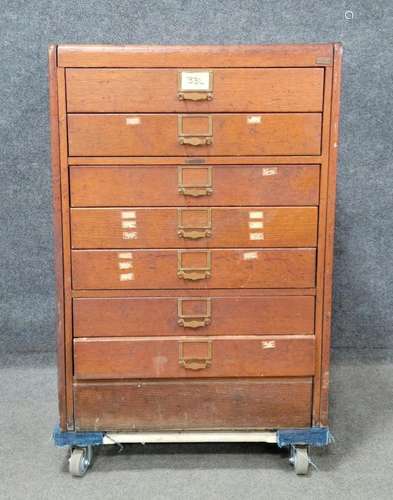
left=50, top=43, right=342, bottom=475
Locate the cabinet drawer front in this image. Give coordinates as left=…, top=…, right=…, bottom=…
left=66, top=68, right=324, bottom=113
left=68, top=113, right=322, bottom=156
left=74, top=378, right=312, bottom=431
left=73, top=295, right=315, bottom=337
left=71, top=248, right=316, bottom=290
left=74, top=336, right=315, bottom=379
left=71, top=207, right=318, bottom=249
left=70, top=165, right=320, bottom=207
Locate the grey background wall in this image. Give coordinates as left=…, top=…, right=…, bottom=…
left=0, top=1, right=392, bottom=355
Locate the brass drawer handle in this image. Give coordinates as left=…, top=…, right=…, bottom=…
left=178, top=229, right=211, bottom=240
left=179, top=358, right=211, bottom=370
left=177, top=298, right=211, bottom=329
left=178, top=115, right=213, bottom=146
left=177, top=270, right=211, bottom=281
left=177, top=208, right=212, bottom=239
left=179, top=136, right=212, bottom=146
left=179, top=340, right=212, bottom=370
left=177, top=91, right=212, bottom=101
left=177, top=70, right=213, bottom=102
left=178, top=166, right=213, bottom=197
left=177, top=250, right=211, bottom=281
left=178, top=318, right=211, bottom=328
left=179, top=186, right=213, bottom=197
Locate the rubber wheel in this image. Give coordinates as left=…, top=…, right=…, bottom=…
left=293, top=446, right=309, bottom=475
left=69, top=447, right=91, bottom=477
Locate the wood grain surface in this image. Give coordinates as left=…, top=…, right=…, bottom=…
left=74, top=378, right=313, bottom=431
left=71, top=248, right=316, bottom=290
left=73, top=295, right=315, bottom=337
left=70, top=207, right=318, bottom=249
left=74, top=335, right=315, bottom=379
left=66, top=68, right=323, bottom=112
left=67, top=113, right=322, bottom=157
left=70, top=165, right=320, bottom=207
left=58, top=43, right=333, bottom=68
left=49, top=43, right=341, bottom=431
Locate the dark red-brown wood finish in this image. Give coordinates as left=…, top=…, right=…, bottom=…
left=49, top=44, right=341, bottom=432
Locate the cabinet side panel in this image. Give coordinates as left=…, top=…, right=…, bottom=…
left=48, top=45, right=66, bottom=430
left=311, top=63, right=332, bottom=424
left=320, top=44, right=343, bottom=425
left=57, top=67, right=75, bottom=429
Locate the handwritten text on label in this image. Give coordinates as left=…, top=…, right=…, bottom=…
left=262, top=167, right=278, bottom=176
left=249, top=221, right=263, bottom=229
left=243, top=251, right=258, bottom=260
left=120, top=273, right=134, bottom=281
left=180, top=71, right=210, bottom=91
left=121, top=211, right=136, bottom=219
left=123, top=232, right=138, bottom=240
left=250, top=233, right=264, bottom=240
left=118, top=252, right=133, bottom=259
left=249, top=211, right=264, bottom=219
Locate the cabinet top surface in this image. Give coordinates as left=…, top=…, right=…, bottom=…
left=55, top=43, right=341, bottom=68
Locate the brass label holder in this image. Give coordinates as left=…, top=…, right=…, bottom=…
left=178, top=115, right=213, bottom=146
left=177, top=297, right=212, bottom=328
left=177, top=250, right=211, bottom=281
left=177, top=208, right=212, bottom=239
left=178, top=166, right=213, bottom=197
left=177, top=70, right=213, bottom=101
left=178, top=340, right=212, bottom=370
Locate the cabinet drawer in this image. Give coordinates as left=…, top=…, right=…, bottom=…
left=71, top=248, right=316, bottom=290
left=71, top=207, right=318, bottom=249
left=74, top=378, right=313, bottom=431
left=74, top=336, right=315, bottom=379
left=73, top=295, right=315, bottom=337
left=66, top=68, right=324, bottom=112
left=70, top=165, right=320, bottom=207
left=68, top=113, right=322, bottom=156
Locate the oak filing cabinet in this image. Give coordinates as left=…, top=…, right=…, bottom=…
left=50, top=44, right=342, bottom=476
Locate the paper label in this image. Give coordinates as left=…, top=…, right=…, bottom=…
left=126, top=117, right=140, bottom=125
left=247, top=115, right=262, bottom=124
left=262, top=340, right=276, bottom=349
left=122, top=232, right=138, bottom=240
left=243, top=251, right=258, bottom=260
left=249, top=211, right=264, bottom=219
left=118, top=262, right=133, bottom=270
left=122, top=220, right=136, bottom=229
left=180, top=71, right=210, bottom=91
left=120, top=273, right=134, bottom=281
left=250, top=233, right=264, bottom=240
left=121, top=211, right=136, bottom=219
left=118, top=252, right=133, bottom=259
left=249, top=221, right=263, bottom=229
left=262, top=167, right=278, bottom=176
